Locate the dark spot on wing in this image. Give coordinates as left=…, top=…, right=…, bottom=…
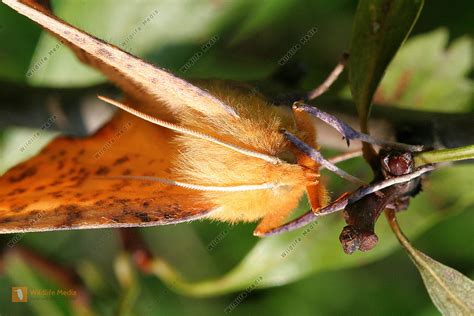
left=134, top=211, right=152, bottom=222
left=97, top=48, right=113, bottom=59
left=114, top=156, right=129, bottom=166
left=57, top=160, right=65, bottom=171
left=50, top=191, right=63, bottom=198
left=111, top=182, right=129, bottom=191
left=73, top=34, right=86, bottom=44
left=8, top=188, right=27, bottom=196
left=0, top=217, right=13, bottom=224
left=61, top=205, right=83, bottom=227
left=35, top=185, right=46, bottom=191
left=115, top=199, right=131, bottom=206
left=95, top=166, right=110, bottom=175
left=94, top=200, right=106, bottom=206
left=11, top=204, right=27, bottom=213
left=8, top=166, right=37, bottom=183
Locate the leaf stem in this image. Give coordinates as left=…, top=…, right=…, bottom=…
left=414, top=144, right=474, bottom=167
left=384, top=209, right=415, bottom=255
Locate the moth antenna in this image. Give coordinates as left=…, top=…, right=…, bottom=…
left=307, top=52, right=349, bottom=100
left=98, top=96, right=282, bottom=165
left=282, top=130, right=366, bottom=185
left=293, top=102, right=424, bottom=152
left=97, top=175, right=280, bottom=192
left=258, top=164, right=434, bottom=236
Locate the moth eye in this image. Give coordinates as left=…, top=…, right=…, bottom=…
left=381, top=151, right=414, bottom=176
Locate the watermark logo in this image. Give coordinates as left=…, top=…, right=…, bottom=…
left=121, top=9, right=159, bottom=50
left=281, top=221, right=317, bottom=258
left=11, top=286, right=77, bottom=302
left=278, top=26, right=318, bottom=66
left=26, top=40, right=65, bottom=78
left=7, top=211, right=47, bottom=248
left=19, top=115, right=57, bottom=152
left=93, top=121, right=133, bottom=160
left=179, top=35, right=219, bottom=73
left=12, top=287, right=28, bottom=303
left=224, top=276, right=263, bottom=313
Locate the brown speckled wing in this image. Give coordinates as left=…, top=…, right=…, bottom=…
left=3, top=0, right=237, bottom=119
left=0, top=113, right=214, bottom=233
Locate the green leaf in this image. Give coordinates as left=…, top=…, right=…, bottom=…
left=348, top=0, right=424, bottom=131
left=341, top=29, right=473, bottom=114
left=415, top=145, right=474, bottom=166
left=229, top=0, right=296, bottom=43
left=0, top=3, right=41, bottom=81
left=0, top=127, right=58, bottom=175
left=410, top=250, right=474, bottom=316
left=373, top=29, right=473, bottom=112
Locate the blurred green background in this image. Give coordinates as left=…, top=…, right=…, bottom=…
left=0, top=0, right=472, bottom=315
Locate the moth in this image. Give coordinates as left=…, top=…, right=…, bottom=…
left=0, top=0, right=429, bottom=240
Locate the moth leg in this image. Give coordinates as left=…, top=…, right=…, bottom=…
left=282, top=130, right=366, bottom=185
left=257, top=192, right=351, bottom=237
left=307, top=52, right=349, bottom=101
left=306, top=149, right=361, bottom=212
left=292, top=102, right=424, bottom=152
left=291, top=105, right=334, bottom=207
left=253, top=207, right=299, bottom=237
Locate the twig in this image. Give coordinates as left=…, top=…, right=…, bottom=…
left=307, top=52, right=349, bottom=100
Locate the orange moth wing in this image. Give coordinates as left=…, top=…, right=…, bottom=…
left=0, top=113, right=214, bottom=233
